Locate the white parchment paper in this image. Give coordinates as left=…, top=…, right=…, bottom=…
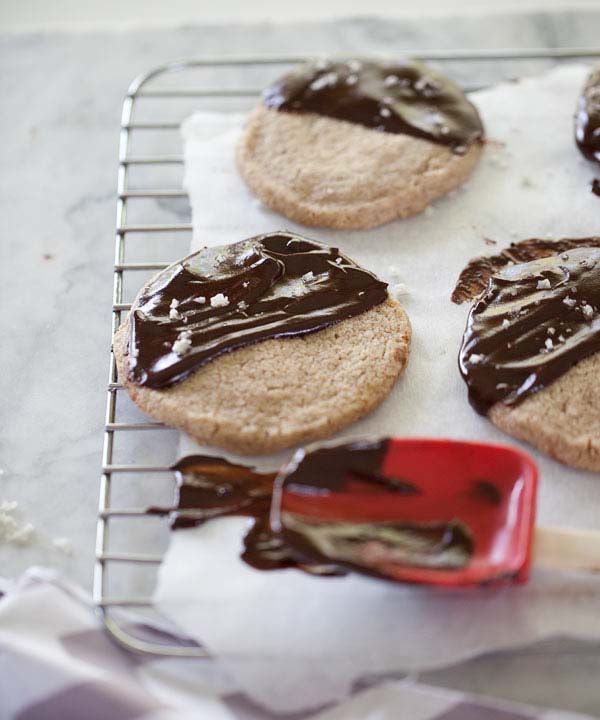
left=155, top=65, right=600, bottom=714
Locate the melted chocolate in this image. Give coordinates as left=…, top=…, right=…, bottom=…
left=274, top=439, right=473, bottom=578
left=159, top=442, right=475, bottom=581
left=459, top=247, right=600, bottom=414
left=452, top=237, right=600, bottom=304
left=575, top=65, right=600, bottom=162
left=159, top=455, right=342, bottom=575
left=592, top=179, right=600, bottom=197
left=263, top=59, right=483, bottom=153
left=127, top=233, right=388, bottom=388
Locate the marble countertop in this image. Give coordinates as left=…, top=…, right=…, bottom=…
left=3, top=11, right=600, bottom=715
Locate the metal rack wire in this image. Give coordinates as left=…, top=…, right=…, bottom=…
left=94, top=48, right=600, bottom=658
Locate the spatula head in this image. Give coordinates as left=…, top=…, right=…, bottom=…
left=271, top=438, right=538, bottom=587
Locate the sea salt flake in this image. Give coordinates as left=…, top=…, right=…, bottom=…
left=537, top=278, right=551, bottom=290
left=547, top=327, right=556, bottom=335
left=172, top=331, right=192, bottom=356
left=469, top=353, right=484, bottom=365
left=545, top=338, right=554, bottom=350
left=583, top=304, right=594, bottom=319
left=347, top=60, right=362, bottom=72
left=310, top=72, right=338, bottom=91
left=210, top=293, right=229, bottom=308
left=563, top=296, right=577, bottom=308
left=302, top=271, right=315, bottom=283
left=384, top=75, right=399, bottom=86
left=194, top=296, right=206, bottom=304
left=346, top=74, right=358, bottom=86
left=502, top=319, right=510, bottom=329
left=238, top=301, right=248, bottom=310
left=170, top=299, right=179, bottom=309
left=169, top=308, right=181, bottom=320
left=380, top=106, right=392, bottom=118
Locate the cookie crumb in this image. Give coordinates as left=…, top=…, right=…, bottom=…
left=53, top=537, right=73, bottom=555
left=391, top=282, right=408, bottom=298
left=210, top=293, right=229, bottom=308
left=0, top=501, right=35, bottom=546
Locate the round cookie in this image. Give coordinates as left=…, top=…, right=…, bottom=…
left=457, top=242, right=600, bottom=471
left=115, top=297, right=410, bottom=454
left=114, top=234, right=411, bottom=454
left=489, top=353, right=600, bottom=472
left=237, top=59, right=483, bottom=230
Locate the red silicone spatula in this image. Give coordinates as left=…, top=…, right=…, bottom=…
left=270, top=437, right=596, bottom=587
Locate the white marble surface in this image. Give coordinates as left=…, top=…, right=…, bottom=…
left=2, top=11, right=600, bottom=715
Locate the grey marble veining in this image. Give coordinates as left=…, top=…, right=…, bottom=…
left=2, top=11, right=600, bottom=714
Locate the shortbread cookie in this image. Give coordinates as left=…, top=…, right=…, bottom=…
left=114, top=232, right=411, bottom=454
left=575, top=64, right=600, bottom=162
left=236, top=59, right=484, bottom=230
left=457, top=241, right=600, bottom=470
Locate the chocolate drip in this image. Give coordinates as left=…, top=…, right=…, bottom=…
left=452, top=237, right=600, bottom=304
left=575, top=65, right=600, bottom=162
left=263, top=60, right=483, bottom=153
left=127, top=232, right=388, bottom=389
left=274, top=440, right=473, bottom=577
left=459, top=247, right=600, bottom=414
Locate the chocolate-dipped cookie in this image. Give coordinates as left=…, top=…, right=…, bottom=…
left=236, top=59, right=484, bottom=230
left=114, top=232, right=411, bottom=454
left=456, top=240, right=600, bottom=470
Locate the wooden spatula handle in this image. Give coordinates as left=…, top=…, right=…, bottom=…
left=534, top=526, right=600, bottom=573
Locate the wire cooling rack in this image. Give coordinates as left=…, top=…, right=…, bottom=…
left=94, top=48, right=600, bottom=658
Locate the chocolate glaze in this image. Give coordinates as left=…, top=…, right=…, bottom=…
left=127, top=232, right=388, bottom=389
left=263, top=59, right=483, bottom=153
left=575, top=65, right=600, bottom=162
left=592, top=179, right=600, bottom=197
left=274, top=440, right=473, bottom=577
left=452, top=237, right=600, bottom=304
left=459, top=247, right=600, bottom=414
